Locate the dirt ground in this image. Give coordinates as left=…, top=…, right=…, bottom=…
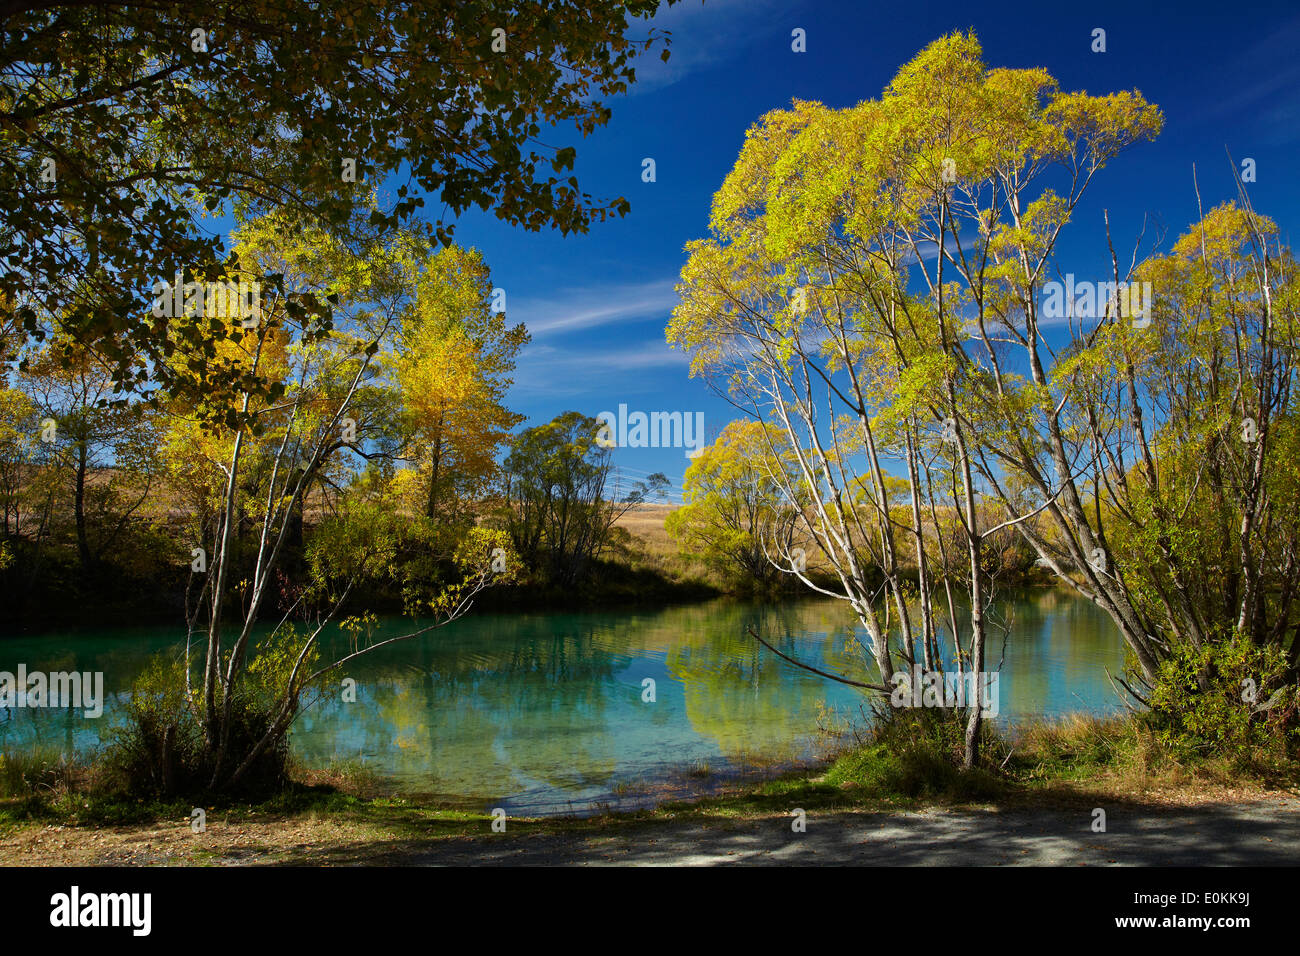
left=3, top=791, right=1296, bottom=866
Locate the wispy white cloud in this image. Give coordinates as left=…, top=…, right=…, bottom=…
left=511, top=338, right=690, bottom=396
left=1193, top=13, right=1300, bottom=144
left=624, top=0, right=793, bottom=96
left=512, top=278, right=681, bottom=337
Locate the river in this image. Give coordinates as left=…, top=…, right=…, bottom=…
left=0, top=589, right=1126, bottom=813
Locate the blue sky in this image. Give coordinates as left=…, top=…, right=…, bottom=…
left=429, top=0, right=1300, bottom=503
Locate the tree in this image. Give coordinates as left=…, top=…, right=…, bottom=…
left=0, top=382, right=37, bottom=539
left=19, top=334, right=159, bottom=577
left=147, top=212, right=516, bottom=793
left=669, top=32, right=1162, bottom=766
left=665, top=419, right=805, bottom=590
left=502, top=411, right=666, bottom=588
left=1, top=1, right=675, bottom=413
left=1049, top=203, right=1300, bottom=729
left=387, top=246, right=528, bottom=526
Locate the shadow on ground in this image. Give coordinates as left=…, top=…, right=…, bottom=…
left=255, top=791, right=1300, bottom=866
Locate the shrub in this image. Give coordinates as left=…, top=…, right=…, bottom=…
left=0, top=747, right=88, bottom=799
left=1144, top=636, right=1299, bottom=764
left=103, top=630, right=316, bottom=800
left=826, top=705, right=1004, bottom=800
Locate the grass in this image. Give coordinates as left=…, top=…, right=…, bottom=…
left=611, top=503, right=723, bottom=592
left=608, top=503, right=845, bottom=597
left=3, top=713, right=1296, bottom=851
left=1001, top=713, right=1300, bottom=801
left=0, top=748, right=94, bottom=802
left=652, top=712, right=1300, bottom=821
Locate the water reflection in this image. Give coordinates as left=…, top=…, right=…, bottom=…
left=0, top=591, right=1126, bottom=813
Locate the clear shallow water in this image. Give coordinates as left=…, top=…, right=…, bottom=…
left=0, top=590, right=1125, bottom=813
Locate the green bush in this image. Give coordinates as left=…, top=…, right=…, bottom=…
left=1144, top=636, right=1299, bottom=764
left=103, top=630, right=316, bottom=800
left=826, top=706, right=1004, bottom=801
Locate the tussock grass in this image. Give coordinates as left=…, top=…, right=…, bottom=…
left=1004, top=713, right=1300, bottom=799
left=0, top=748, right=94, bottom=800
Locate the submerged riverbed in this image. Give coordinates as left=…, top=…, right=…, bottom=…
left=0, top=590, right=1126, bottom=813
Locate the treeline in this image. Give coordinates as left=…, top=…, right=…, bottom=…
left=666, top=418, right=1049, bottom=594
left=0, top=322, right=689, bottom=632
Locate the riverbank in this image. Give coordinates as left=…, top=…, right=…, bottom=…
left=2, top=715, right=1296, bottom=865
left=0, top=504, right=728, bottom=635
left=0, top=501, right=1047, bottom=636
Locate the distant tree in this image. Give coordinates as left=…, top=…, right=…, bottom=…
left=502, top=412, right=666, bottom=587
left=666, top=419, right=805, bottom=590
left=0, top=383, right=38, bottom=539
left=20, top=335, right=159, bottom=576
left=386, top=246, right=528, bottom=526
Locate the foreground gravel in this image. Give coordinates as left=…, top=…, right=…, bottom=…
left=389, top=797, right=1300, bottom=866
left=4, top=794, right=1297, bottom=866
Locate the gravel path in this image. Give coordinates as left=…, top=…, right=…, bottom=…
left=385, top=797, right=1300, bottom=866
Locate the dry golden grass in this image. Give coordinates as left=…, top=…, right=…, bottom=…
left=1003, top=714, right=1300, bottom=807
left=611, top=503, right=720, bottom=586
left=613, top=503, right=676, bottom=556
left=611, top=502, right=839, bottom=583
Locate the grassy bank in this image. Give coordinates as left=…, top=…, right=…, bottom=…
left=2, top=713, right=1295, bottom=866
left=1, top=502, right=1049, bottom=634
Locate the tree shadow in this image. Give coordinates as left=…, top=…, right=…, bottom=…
left=257, top=789, right=1300, bottom=866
